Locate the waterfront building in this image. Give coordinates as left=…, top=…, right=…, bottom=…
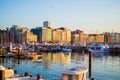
left=71, top=30, right=87, bottom=45
left=53, top=29, right=63, bottom=43
left=110, top=33, right=117, bottom=43
left=43, top=21, right=51, bottom=28
left=10, top=25, right=28, bottom=44
left=76, top=30, right=84, bottom=43
left=71, top=31, right=79, bottom=45
left=53, top=27, right=71, bottom=45
left=66, top=29, right=71, bottom=44
left=19, top=30, right=37, bottom=44
left=103, top=32, right=119, bottom=44
left=95, top=34, right=104, bottom=43
left=31, top=27, right=52, bottom=43
left=42, top=27, right=52, bottom=43
left=83, top=34, right=88, bottom=45
left=0, top=29, right=10, bottom=45
left=87, top=34, right=104, bottom=43
left=31, top=27, right=41, bottom=43
left=31, top=21, right=52, bottom=43
left=104, top=32, right=112, bottom=43
left=88, top=34, right=95, bottom=43
left=118, top=33, right=120, bottom=43
left=110, top=32, right=120, bottom=43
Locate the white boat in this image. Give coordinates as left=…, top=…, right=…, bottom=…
left=61, top=66, right=88, bottom=80
left=87, top=43, right=110, bottom=53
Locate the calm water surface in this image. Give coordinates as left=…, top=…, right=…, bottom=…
left=0, top=52, right=120, bottom=80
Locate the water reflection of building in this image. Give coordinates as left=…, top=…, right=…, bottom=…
left=42, top=52, right=52, bottom=67
left=73, top=53, right=80, bottom=61
left=52, top=52, right=71, bottom=66
left=42, top=52, right=71, bottom=67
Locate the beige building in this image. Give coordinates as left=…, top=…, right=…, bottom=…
left=53, top=27, right=71, bottom=45
left=19, top=30, right=37, bottom=44
left=88, top=34, right=104, bottom=43
left=88, top=34, right=95, bottom=43
left=76, top=30, right=84, bottom=43
left=71, top=32, right=79, bottom=44
left=71, top=30, right=86, bottom=45
left=95, top=34, right=104, bottom=43
left=83, top=34, right=88, bottom=44
left=53, top=29, right=62, bottom=43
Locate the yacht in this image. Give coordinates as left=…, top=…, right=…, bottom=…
left=87, top=43, right=110, bottom=53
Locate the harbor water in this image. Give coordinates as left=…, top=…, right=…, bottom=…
left=0, top=52, right=120, bottom=80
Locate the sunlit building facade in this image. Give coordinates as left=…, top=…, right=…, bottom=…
left=0, top=29, right=10, bottom=45
left=87, top=34, right=104, bottom=43
left=10, top=25, right=28, bottom=44
left=76, top=30, right=84, bottom=43
left=31, top=27, right=52, bottom=43
left=53, top=29, right=62, bottom=43
left=19, top=30, right=37, bottom=44
left=88, top=34, right=95, bottom=43
left=71, top=31, right=79, bottom=45
left=53, top=27, right=71, bottom=45
left=71, top=30, right=86, bottom=45
left=95, top=34, right=104, bottom=43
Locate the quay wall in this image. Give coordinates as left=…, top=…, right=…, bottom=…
left=110, top=48, right=120, bottom=54
left=39, top=45, right=120, bottom=53
left=69, top=46, right=120, bottom=54
left=70, top=46, right=87, bottom=53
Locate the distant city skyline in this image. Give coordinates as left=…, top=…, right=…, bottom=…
left=0, top=0, right=120, bottom=34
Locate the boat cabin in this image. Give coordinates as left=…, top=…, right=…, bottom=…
left=62, top=66, right=88, bottom=80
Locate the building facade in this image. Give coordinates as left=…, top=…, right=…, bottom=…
left=95, top=34, right=104, bottom=43
left=31, top=27, right=52, bottom=43
left=88, top=34, right=104, bottom=43
left=43, top=21, right=51, bottom=28
left=0, top=29, right=10, bottom=45
left=71, top=30, right=86, bottom=45
left=71, top=31, right=79, bottom=45
left=53, top=27, right=71, bottom=45
left=10, top=25, right=28, bottom=44
left=19, top=30, right=37, bottom=44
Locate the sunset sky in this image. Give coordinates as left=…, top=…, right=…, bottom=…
left=0, top=0, right=120, bottom=34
